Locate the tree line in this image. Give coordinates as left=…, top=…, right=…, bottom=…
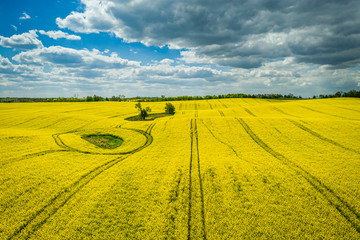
left=1, top=90, right=359, bottom=103
left=313, top=90, right=360, bottom=99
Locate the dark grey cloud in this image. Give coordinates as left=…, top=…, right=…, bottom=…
left=57, top=0, right=360, bottom=69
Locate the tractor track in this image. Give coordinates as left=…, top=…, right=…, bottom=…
left=236, top=118, right=360, bottom=234
left=298, top=105, right=358, bottom=121
left=229, top=99, right=257, bottom=117
left=7, top=124, right=156, bottom=240
left=61, top=107, right=95, bottom=113
left=0, top=182, right=47, bottom=215
left=287, top=119, right=360, bottom=155
left=187, top=120, right=194, bottom=240
left=187, top=118, right=207, bottom=240
left=51, top=125, right=154, bottom=155
left=218, top=110, right=225, bottom=117
left=199, top=119, right=242, bottom=160
left=7, top=155, right=128, bottom=240
left=108, top=113, right=129, bottom=119
left=232, top=100, right=257, bottom=117
left=10, top=115, right=47, bottom=128
left=0, top=150, right=69, bottom=168
left=217, top=100, right=228, bottom=109
left=37, top=117, right=72, bottom=130
left=194, top=104, right=199, bottom=118
left=271, top=106, right=299, bottom=118
left=193, top=119, right=207, bottom=240
left=207, top=101, right=213, bottom=110
left=161, top=119, right=170, bottom=132
left=335, top=106, right=360, bottom=114
left=241, top=98, right=254, bottom=106
left=166, top=168, right=184, bottom=237
left=231, top=99, right=256, bottom=117
left=243, top=107, right=256, bottom=117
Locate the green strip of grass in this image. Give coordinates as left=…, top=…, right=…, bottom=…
left=125, top=113, right=173, bottom=121
left=82, top=134, right=123, bottom=149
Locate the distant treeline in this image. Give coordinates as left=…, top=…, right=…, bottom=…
left=314, top=90, right=360, bottom=99
left=1, top=90, right=359, bottom=103
left=135, top=93, right=301, bottom=102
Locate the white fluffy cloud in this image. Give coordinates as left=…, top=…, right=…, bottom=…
left=12, top=46, right=140, bottom=68
left=0, top=55, right=15, bottom=74
left=1, top=46, right=234, bottom=97
left=19, top=12, right=31, bottom=20
left=56, top=0, right=117, bottom=34
left=38, top=30, right=81, bottom=40
left=0, top=30, right=43, bottom=50
left=1, top=48, right=359, bottom=98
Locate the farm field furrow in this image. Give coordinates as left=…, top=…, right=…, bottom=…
left=0, top=98, right=359, bottom=239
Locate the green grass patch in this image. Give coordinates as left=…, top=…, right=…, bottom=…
left=82, top=134, right=123, bottom=149
left=125, top=113, right=174, bottom=121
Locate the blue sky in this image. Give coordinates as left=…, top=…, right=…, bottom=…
left=1, top=0, right=359, bottom=98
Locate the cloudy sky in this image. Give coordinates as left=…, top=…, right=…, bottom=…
left=1, top=0, right=359, bottom=98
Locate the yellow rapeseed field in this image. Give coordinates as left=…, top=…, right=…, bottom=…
left=0, top=98, right=359, bottom=239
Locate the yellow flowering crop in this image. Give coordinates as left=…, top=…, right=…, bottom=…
left=0, top=98, right=359, bottom=239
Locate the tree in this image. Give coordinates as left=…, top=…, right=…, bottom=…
left=119, top=94, right=125, bottom=101
left=335, top=91, right=343, bottom=97
left=165, top=102, right=175, bottom=114
left=135, top=103, right=151, bottom=120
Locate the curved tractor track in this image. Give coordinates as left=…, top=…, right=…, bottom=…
left=236, top=118, right=360, bottom=234
left=287, top=119, right=360, bottom=155
left=199, top=119, right=241, bottom=160
left=298, top=105, right=358, bottom=121
left=7, top=124, right=155, bottom=240
left=51, top=126, right=154, bottom=155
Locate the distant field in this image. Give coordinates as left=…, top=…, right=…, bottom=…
left=1, top=98, right=359, bottom=239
